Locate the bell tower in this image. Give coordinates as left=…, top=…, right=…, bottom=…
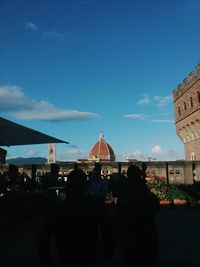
left=173, top=64, right=200, bottom=160
left=48, top=143, right=56, bottom=163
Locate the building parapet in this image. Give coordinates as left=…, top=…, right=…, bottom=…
left=173, top=63, right=200, bottom=101
left=1, top=161, right=200, bottom=185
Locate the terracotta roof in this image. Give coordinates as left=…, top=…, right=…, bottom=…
left=88, top=134, right=115, bottom=162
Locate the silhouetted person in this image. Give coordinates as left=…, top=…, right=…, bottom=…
left=116, top=164, right=160, bottom=267
left=0, top=172, right=7, bottom=195
left=37, top=168, right=117, bottom=267
left=109, top=172, right=127, bottom=203
left=87, top=163, right=109, bottom=202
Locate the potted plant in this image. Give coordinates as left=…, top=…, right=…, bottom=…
left=148, top=176, right=170, bottom=205
left=148, top=175, right=195, bottom=206
left=166, top=185, right=193, bottom=205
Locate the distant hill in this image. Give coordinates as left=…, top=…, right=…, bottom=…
left=6, top=157, right=47, bottom=164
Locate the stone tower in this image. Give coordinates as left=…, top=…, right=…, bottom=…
left=173, top=63, right=200, bottom=161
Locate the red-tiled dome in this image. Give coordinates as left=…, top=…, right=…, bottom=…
left=88, top=133, right=115, bottom=162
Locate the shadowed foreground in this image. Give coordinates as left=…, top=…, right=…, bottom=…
left=0, top=205, right=200, bottom=267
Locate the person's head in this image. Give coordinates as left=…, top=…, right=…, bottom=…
left=90, top=163, right=102, bottom=181
left=127, top=165, right=143, bottom=181
left=94, top=163, right=101, bottom=175
left=67, top=168, right=87, bottom=196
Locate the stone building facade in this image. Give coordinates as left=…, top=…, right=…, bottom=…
left=173, top=63, right=200, bottom=161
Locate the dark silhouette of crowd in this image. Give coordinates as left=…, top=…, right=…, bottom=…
left=36, top=163, right=160, bottom=267
left=0, top=162, right=160, bottom=266
left=37, top=167, right=117, bottom=267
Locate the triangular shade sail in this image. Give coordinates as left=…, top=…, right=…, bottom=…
left=0, top=117, right=69, bottom=146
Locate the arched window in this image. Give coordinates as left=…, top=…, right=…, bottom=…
left=198, top=91, right=200, bottom=103
left=178, top=106, right=181, bottom=116
left=191, top=152, right=196, bottom=161
left=184, top=102, right=187, bottom=111
left=190, top=97, right=193, bottom=108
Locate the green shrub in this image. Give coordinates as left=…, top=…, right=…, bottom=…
left=166, top=185, right=193, bottom=201
left=148, top=176, right=194, bottom=201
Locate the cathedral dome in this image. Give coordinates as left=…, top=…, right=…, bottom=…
left=88, top=133, right=115, bottom=162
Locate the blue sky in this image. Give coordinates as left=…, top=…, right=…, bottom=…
left=0, top=0, right=200, bottom=162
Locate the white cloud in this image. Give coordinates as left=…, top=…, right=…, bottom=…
left=137, top=94, right=173, bottom=108
left=126, top=150, right=146, bottom=159
left=123, top=113, right=173, bottom=124
left=25, top=22, right=38, bottom=32
left=123, top=114, right=148, bottom=120
left=154, top=95, right=173, bottom=107
left=42, top=29, right=65, bottom=40
left=151, top=119, right=174, bottom=123
left=137, top=95, right=150, bottom=105
left=118, top=150, right=146, bottom=161
left=13, top=109, right=98, bottom=121
left=24, top=22, right=66, bottom=41
left=26, top=150, right=38, bottom=157
left=57, top=148, right=87, bottom=161
left=152, top=145, right=162, bottom=155
left=0, top=85, right=32, bottom=111
left=0, top=85, right=99, bottom=121
left=117, top=144, right=183, bottom=161
left=68, top=148, right=86, bottom=156
left=151, top=145, right=182, bottom=160
left=112, top=146, right=183, bottom=162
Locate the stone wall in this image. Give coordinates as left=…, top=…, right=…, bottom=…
left=1, top=161, right=200, bottom=185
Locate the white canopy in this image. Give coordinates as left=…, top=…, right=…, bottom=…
left=0, top=117, right=69, bottom=146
